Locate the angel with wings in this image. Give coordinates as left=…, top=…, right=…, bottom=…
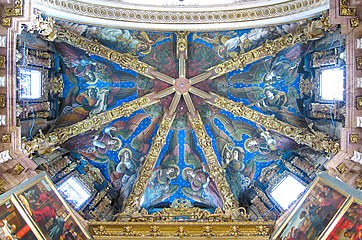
left=181, top=131, right=223, bottom=209
left=141, top=131, right=180, bottom=209
left=182, top=165, right=223, bottom=209
left=56, top=42, right=136, bottom=85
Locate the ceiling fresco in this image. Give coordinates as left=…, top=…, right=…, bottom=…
left=19, top=14, right=344, bottom=218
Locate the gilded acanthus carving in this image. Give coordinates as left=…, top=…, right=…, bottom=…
left=89, top=221, right=274, bottom=238
left=339, top=0, right=356, bottom=16
left=50, top=74, right=64, bottom=95
left=23, top=94, right=157, bottom=155
left=207, top=16, right=331, bottom=78
left=188, top=112, right=242, bottom=216
left=121, top=112, right=175, bottom=215
left=5, top=0, right=23, bottom=17
left=176, top=31, right=188, bottom=57
left=207, top=93, right=340, bottom=154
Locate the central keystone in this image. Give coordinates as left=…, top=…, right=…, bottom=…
left=174, top=77, right=191, bottom=94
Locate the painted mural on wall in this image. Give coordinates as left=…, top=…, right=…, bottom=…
left=18, top=15, right=345, bottom=218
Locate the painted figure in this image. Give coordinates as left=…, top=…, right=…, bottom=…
left=142, top=165, right=180, bottom=208
left=62, top=126, right=122, bottom=163
left=182, top=166, right=223, bottom=208
left=222, top=144, right=251, bottom=201
left=110, top=148, right=145, bottom=208
left=244, top=128, right=298, bottom=156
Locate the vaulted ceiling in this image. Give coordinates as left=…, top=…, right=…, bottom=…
left=19, top=8, right=345, bottom=222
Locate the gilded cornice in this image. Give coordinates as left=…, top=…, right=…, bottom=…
left=33, top=0, right=328, bottom=30
left=89, top=221, right=274, bottom=239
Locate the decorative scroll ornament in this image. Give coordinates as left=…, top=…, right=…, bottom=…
left=207, top=93, right=340, bottom=154
left=89, top=221, right=274, bottom=238
left=121, top=112, right=175, bottom=216
left=188, top=112, right=243, bottom=217
left=176, top=31, right=188, bottom=57
left=339, top=0, right=356, bottom=16
left=5, top=0, right=23, bottom=17
left=23, top=94, right=157, bottom=155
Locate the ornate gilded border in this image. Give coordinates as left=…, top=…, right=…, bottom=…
left=33, top=0, right=328, bottom=30
left=89, top=220, right=274, bottom=239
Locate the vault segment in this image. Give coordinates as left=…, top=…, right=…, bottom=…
left=22, top=15, right=339, bottom=228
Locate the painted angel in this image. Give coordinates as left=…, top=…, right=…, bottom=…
left=182, top=131, right=223, bottom=209
left=141, top=131, right=180, bottom=209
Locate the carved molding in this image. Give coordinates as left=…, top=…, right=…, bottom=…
left=0, top=56, right=6, bottom=69
left=33, top=0, right=328, bottom=30
left=357, top=57, right=362, bottom=70
left=349, top=134, right=359, bottom=143
left=350, top=18, right=359, bottom=27
left=0, top=94, right=5, bottom=108
left=2, top=18, right=12, bottom=27
left=89, top=221, right=274, bottom=239
left=336, top=162, right=348, bottom=174
left=1, top=134, right=11, bottom=143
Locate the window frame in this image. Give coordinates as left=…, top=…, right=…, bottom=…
left=17, top=66, right=48, bottom=102
left=56, top=172, right=96, bottom=211
left=266, top=172, right=307, bottom=212
left=315, top=66, right=345, bottom=103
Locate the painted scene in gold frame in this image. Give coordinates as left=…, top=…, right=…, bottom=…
left=272, top=175, right=348, bottom=240
left=0, top=195, right=39, bottom=240
left=14, top=174, right=90, bottom=240
left=324, top=198, right=362, bottom=240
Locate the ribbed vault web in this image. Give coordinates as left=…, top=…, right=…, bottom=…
left=23, top=15, right=340, bottom=219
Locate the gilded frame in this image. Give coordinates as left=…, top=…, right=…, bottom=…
left=0, top=193, right=42, bottom=239
left=12, top=172, right=91, bottom=240
left=271, top=172, right=350, bottom=240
